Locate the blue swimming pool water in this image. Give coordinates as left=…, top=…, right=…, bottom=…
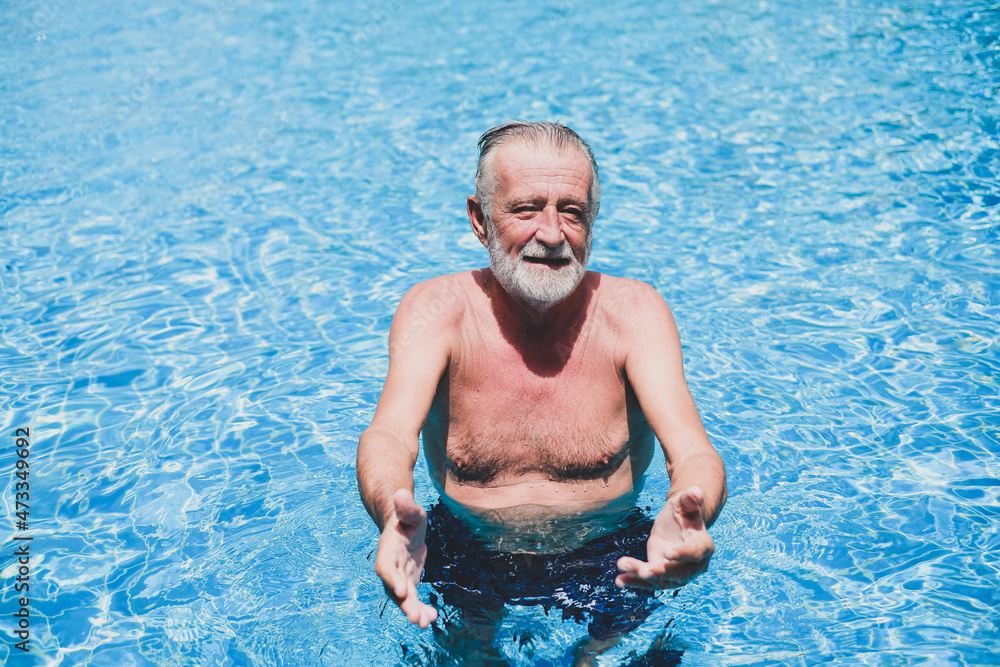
left=2, top=0, right=998, bottom=664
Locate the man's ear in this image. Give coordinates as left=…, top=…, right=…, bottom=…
left=467, top=196, right=489, bottom=248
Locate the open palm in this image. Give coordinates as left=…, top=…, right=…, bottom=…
left=615, top=486, right=715, bottom=589
left=374, top=489, right=438, bottom=628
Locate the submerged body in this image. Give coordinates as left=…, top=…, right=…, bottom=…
left=422, top=499, right=660, bottom=642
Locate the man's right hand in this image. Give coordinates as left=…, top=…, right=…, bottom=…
left=374, top=489, right=438, bottom=628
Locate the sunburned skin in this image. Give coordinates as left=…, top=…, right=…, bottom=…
left=420, top=269, right=657, bottom=514
left=356, top=129, right=727, bottom=633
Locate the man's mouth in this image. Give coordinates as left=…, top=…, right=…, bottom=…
left=522, top=256, right=571, bottom=267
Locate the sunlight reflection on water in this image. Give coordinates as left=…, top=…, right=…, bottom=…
left=1, top=0, right=998, bottom=664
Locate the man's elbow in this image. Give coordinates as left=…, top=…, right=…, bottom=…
left=703, top=455, right=727, bottom=527
left=706, top=478, right=727, bottom=528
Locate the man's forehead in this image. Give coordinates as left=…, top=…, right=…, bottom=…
left=491, top=139, right=592, bottom=193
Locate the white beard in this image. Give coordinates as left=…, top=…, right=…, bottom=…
left=487, top=230, right=589, bottom=311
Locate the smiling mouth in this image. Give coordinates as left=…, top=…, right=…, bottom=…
left=523, top=257, right=571, bottom=267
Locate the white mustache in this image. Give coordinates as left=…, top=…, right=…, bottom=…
left=518, top=240, right=574, bottom=261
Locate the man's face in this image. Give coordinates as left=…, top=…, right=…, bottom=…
left=484, top=140, right=593, bottom=311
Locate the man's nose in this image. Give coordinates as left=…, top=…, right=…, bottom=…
left=534, top=206, right=564, bottom=247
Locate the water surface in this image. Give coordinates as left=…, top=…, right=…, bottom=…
left=1, top=0, right=998, bottom=664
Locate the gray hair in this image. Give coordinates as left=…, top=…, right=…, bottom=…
left=474, top=121, right=601, bottom=228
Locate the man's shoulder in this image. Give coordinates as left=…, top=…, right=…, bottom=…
left=394, top=271, right=478, bottom=328
left=400, top=270, right=479, bottom=303
left=593, top=273, right=670, bottom=314
left=590, top=273, right=676, bottom=339
left=389, top=273, right=477, bottom=357
left=590, top=274, right=682, bottom=362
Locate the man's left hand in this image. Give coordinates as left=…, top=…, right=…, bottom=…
left=615, top=486, right=715, bottom=589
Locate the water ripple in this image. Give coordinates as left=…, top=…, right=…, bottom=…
left=2, top=0, right=999, bottom=664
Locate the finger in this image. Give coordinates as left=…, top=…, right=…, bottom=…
left=617, top=562, right=700, bottom=589
left=653, top=559, right=710, bottom=584
left=616, top=556, right=647, bottom=574
left=646, top=544, right=680, bottom=561
left=667, top=536, right=714, bottom=563
left=622, top=549, right=702, bottom=579
left=618, top=556, right=662, bottom=581
left=417, top=602, right=439, bottom=629
left=615, top=573, right=657, bottom=589
left=659, top=526, right=714, bottom=558
left=677, top=486, right=704, bottom=512
left=402, top=577, right=426, bottom=623
left=399, top=591, right=422, bottom=624
left=398, top=585, right=437, bottom=627
left=393, top=489, right=425, bottom=527
left=675, top=486, right=706, bottom=529
left=650, top=500, right=684, bottom=544
left=375, top=556, right=409, bottom=601
left=382, top=578, right=407, bottom=608
left=380, top=563, right=411, bottom=603
left=393, top=572, right=408, bottom=600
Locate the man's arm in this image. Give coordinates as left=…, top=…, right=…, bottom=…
left=356, top=279, right=455, bottom=626
left=616, top=282, right=727, bottom=588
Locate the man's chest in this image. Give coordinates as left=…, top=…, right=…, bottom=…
left=437, top=332, right=638, bottom=481
left=449, top=319, right=627, bottom=418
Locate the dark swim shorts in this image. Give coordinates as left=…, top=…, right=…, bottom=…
left=421, top=502, right=662, bottom=641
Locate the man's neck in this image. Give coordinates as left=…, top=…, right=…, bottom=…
left=487, top=270, right=589, bottom=338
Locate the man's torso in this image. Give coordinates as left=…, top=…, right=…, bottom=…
left=420, top=269, right=655, bottom=511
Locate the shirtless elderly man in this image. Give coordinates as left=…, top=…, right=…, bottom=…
left=357, top=121, right=726, bottom=644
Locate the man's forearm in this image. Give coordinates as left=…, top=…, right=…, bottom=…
left=357, top=427, right=419, bottom=531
